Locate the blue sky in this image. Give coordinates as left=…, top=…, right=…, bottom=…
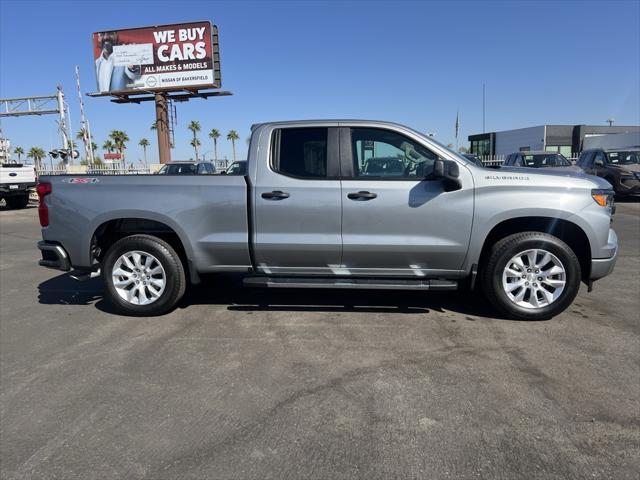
left=1, top=0, right=639, bottom=164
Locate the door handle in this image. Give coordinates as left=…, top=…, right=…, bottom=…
left=347, top=191, right=377, bottom=200
left=261, top=190, right=290, bottom=200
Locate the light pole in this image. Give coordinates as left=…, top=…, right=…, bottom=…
left=201, top=150, right=213, bottom=162
left=606, top=118, right=615, bottom=127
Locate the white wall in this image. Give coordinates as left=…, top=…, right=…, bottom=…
left=495, top=126, right=545, bottom=155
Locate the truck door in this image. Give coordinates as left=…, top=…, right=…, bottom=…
left=340, top=126, right=474, bottom=277
left=252, top=127, right=342, bottom=275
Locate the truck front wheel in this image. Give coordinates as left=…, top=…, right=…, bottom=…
left=102, top=234, right=186, bottom=316
left=481, top=232, right=581, bottom=320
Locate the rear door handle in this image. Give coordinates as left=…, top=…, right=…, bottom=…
left=261, top=190, right=290, bottom=200
left=347, top=191, right=377, bottom=200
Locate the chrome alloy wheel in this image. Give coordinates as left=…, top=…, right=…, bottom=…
left=111, top=250, right=166, bottom=305
left=501, top=249, right=566, bottom=310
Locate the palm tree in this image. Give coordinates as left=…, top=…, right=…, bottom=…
left=208, top=128, right=220, bottom=162
left=151, top=121, right=157, bottom=131
left=13, top=146, right=24, bottom=162
left=109, top=130, right=129, bottom=167
left=102, top=140, right=115, bottom=153
left=139, top=138, right=150, bottom=167
left=27, top=147, right=46, bottom=169
left=227, top=130, right=239, bottom=162
left=187, top=121, right=201, bottom=161
left=190, top=138, right=201, bottom=160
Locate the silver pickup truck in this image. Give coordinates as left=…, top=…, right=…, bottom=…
left=36, top=120, right=618, bottom=319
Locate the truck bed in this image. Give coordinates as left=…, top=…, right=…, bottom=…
left=40, top=174, right=252, bottom=271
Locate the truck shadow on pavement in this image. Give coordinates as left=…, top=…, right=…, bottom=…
left=38, top=272, right=511, bottom=320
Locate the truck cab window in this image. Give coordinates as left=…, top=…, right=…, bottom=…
left=272, top=128, right=327, bottom=178
left=350, top=128, right=438, bottom=178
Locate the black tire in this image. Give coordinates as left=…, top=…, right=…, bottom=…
left=5, top=194, right=29, bottom=209
left=102, top=234, right=186, bottom=316
left=481, top=232, right=581, bottom=320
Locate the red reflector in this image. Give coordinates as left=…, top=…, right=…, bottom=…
left=36, top=182, right=51, bottom=227
left=38, top=204, right=49, bottom=227
left=36, top=182, right=52, bottom=198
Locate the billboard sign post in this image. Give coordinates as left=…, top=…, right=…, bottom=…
left=90, top=21, right=230, bottom=164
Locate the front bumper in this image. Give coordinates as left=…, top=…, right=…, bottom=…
left=614, top=176, right=640, bottom=196
left=590, top=228, right=618, bottom=281
left=37, top=241, right=71, bottom=271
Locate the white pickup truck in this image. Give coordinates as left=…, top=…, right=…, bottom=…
left=0, top=163, right=36, bottom=209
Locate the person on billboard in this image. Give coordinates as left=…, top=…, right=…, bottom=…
left=95, top=31, right=141, bottom=92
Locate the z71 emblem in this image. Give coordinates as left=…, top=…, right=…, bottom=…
left=63, top=177, right=100, bottom=184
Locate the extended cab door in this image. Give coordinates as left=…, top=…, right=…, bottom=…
left=252, top=126, right=342, bottom=275
left=339, top=126, right=474, bottom=277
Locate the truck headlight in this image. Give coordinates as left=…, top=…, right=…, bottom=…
left=591, top=189, right=615, bottom=210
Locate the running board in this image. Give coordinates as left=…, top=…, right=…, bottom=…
left=243, top=276, right=458, bottom=291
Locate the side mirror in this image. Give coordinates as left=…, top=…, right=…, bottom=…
left=594, top=159, right=604, bottom=167
left=430, top=159, right=461, bottom=192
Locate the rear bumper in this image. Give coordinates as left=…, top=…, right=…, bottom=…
left=590, top=228, right=618, bottom=281
left=0, top=183, right=36, bottom=195
left=37, top=241, right=71, bottom=271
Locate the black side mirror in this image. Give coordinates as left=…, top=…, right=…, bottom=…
left=594, top=159, right=604, bottom=167
left=430, top=159, right=461, bottom=191
left=432, top=159, right=445, bottom=178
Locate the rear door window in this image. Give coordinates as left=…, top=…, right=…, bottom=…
left=272, top=128, right=328, bottom=178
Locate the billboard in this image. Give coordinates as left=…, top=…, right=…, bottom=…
left=92, top=21, right=221, bottom=94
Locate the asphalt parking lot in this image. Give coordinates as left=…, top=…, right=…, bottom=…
left=1, top=200, right=638, bottom=480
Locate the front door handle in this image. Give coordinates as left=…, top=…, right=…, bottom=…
left=347, top=191, right=377, bottom=200
left=261, top=190, right=290, bottom=200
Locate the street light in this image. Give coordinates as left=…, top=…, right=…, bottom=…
left=201, top=150, right=213, bottom=161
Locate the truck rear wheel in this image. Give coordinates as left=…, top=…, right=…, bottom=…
left=5, top=194, right=29, bottom=209
left=481, top=232, right=581, bottom=320
left=102, top=234, right=186, bottom=316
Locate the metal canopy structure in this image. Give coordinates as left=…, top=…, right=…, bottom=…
left=0, top=94, right=60, bottom=117
left=0, top=87, right=75, bottom=164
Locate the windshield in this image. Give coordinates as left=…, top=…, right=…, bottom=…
left=521, top=154, right=571, bottom=168
left=158, top=163, right=197, bottom=175
left=227, top=162, right=246, bottom=175
left=463, top=154, right=484, bottom=167
left=606, top=151, right=640, bottom=165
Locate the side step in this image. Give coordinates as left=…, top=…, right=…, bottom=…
left=243, top=276, right=458, bottom=291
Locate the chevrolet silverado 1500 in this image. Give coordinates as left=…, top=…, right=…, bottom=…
left=37, top=120, right=618, bottom=319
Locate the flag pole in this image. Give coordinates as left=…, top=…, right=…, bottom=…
left=455, top=110, right=459, bottom=150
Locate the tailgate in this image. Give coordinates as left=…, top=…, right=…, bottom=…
left=0, top=165, right=36, bottom=184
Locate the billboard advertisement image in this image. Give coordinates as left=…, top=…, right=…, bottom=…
left=92, top=21, right=221, bottom=94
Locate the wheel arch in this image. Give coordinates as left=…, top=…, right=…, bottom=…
left=90, top=214, right=199, bottom=284
left=476, top=216, right=592, bottom=283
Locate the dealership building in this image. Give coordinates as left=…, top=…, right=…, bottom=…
left=468, top=124, right=640, bottom=157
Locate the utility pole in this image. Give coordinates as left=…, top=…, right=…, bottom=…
left=606, top=118, right=615, bottom=127
left=482, top=83, right=486, bottom=133
left=55, top=86, right=74, bottom=164
left=155, top=93, right=172, bottom=164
